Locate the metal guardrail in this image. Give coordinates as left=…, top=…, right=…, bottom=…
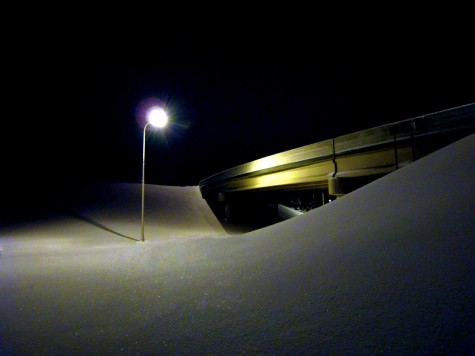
left=200, top=103, right=475, bottom=197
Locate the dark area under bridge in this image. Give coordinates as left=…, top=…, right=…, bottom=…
left=200, top=103, right=475, bottom=224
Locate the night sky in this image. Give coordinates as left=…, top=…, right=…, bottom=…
left=3, top=23, right=474, bottom=214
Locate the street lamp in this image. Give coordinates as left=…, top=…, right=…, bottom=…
left=141, top=106, right=168, bottom=242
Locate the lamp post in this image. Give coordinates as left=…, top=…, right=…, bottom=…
left=141, top=106, right=168, bottom=242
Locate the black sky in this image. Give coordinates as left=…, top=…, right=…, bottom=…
left=3, top=21, right=474, bottom=203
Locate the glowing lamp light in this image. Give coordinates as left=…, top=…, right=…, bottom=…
left=147, top=107, right=168, bottom=128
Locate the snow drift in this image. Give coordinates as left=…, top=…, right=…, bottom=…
left=1, top=134, right=474, bottom=354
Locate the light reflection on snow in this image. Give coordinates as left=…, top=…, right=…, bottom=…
left=0, top=135, right=474, bottom=354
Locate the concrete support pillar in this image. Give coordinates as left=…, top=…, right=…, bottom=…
left=328, top=177, right=345, bottom=197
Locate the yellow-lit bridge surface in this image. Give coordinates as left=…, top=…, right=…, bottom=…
left=200, top=103, right=475, bottom=201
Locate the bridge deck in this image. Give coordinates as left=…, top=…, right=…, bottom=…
left=200, top=103, right=475, bottom=199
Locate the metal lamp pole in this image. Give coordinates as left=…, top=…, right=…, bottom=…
left=141, top=122, right=150, bottom=242
left=141, top=107, right=168, bottom=242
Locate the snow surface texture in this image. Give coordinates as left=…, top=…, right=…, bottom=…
left=1, top=134, right=474, bottom=354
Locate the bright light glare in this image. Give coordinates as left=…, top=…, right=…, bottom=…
left=147, top=107, right=168, bottom=128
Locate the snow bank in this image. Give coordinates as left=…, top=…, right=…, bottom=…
left=73, top=183, right=228, bottom=241
left=1, top=134, right=474, bottom=354
left=1, top=184, right=227, bottom=246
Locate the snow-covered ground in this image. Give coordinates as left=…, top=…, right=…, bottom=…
left=1, top=134, right=474, bottom=354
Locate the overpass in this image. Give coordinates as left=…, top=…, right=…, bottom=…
left=199, top=103, right=475, bottom=222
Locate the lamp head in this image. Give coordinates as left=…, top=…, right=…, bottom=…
left=147, top=107, right=168, bottom=128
